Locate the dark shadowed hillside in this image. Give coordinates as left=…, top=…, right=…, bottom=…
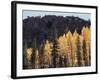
left=23, top=15, right=90, bottom=48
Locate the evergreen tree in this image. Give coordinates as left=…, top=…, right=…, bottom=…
left=23, top=40, right=28, bottom=69
left=51, top=27, right=59, bottom=68
left=83, top=39, right=88, bottom=66
left=39, top=40, right=45, bottom=68
left=77, top=35, right=83, bottom=66
left=51, top=38, right=59, bottom=67
left=31, top=38, right=37, bottom=68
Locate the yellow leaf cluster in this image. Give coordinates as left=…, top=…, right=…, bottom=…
left=82, top=26, right=90, bottom=42
left=44, top=40, right=52, bottom=57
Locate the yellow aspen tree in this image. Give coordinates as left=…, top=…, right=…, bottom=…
left=82, top=26, right=91, bottom=66
left=58, top=34, right=67, bottom=56
left=79, top=35, right=85, bottom=66
left=82, top=26, right=90, bottom=42
left=26, top=48, right=33, bottom=68
left=26, top=48, right=33, bottom=63
left=58, top=34, right=68, bottom=67
left=35, top=49, right=40, bottom=68
left=43, top=40, right=52, bottom=68
left=65, top=31, right=73, bottom=67
left=72, top=30, right=78, bottom=67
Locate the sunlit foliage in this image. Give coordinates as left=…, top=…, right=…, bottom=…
left=23, top=26, right=91, bottom=69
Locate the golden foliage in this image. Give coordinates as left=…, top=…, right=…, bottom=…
left=44, top=40, right=52, bottom=57
left=25, top=26, right=91, bottom=68
left=43, top=40, right=53, bottom=65
left=26, top=48, right=33, bottom=60
left=82, top=26, right=90, bottom=42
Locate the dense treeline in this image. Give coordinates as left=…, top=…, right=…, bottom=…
left=23, top=15, right=91, bottom=69
left=23, top=15, right=90, bottom=48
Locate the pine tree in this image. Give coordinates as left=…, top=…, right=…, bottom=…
left=31, top=38, right=37, bottom=68
left=51, top=27, right=59, bottom=68
left=51, top=38, right=60, bottom=67
left=77, top=35, right=84, bottom=66
left=39, top=40, right=45, bottom=68
left=83, top=39, right=88, bottom=66
left=23, top=40, right=28, bottom=69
